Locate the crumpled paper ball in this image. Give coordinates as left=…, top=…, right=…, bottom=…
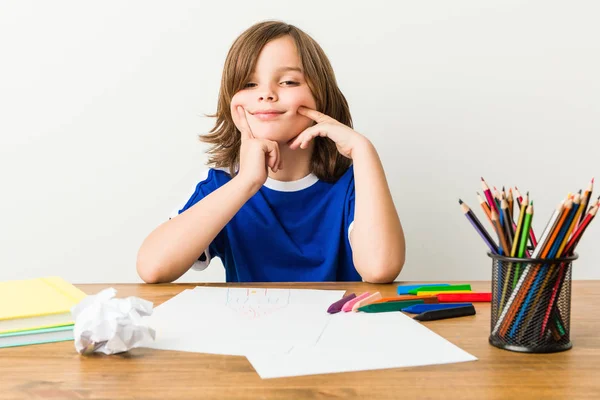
left=71, top=287, right=156, bottom=355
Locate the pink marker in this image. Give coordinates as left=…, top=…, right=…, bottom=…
left=342, top=292, right=370, bottom=312
left=352, top=292, right=382, bottom=312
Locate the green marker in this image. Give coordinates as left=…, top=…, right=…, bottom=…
left=357, top=300, right=424, bottom=313
left=408, top=284, right=471, bottom=295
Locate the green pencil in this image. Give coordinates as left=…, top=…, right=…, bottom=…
left=513, top=201, right=534, bottom=287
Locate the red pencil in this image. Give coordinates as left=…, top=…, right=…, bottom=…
left=481, top=178, right=499, bottom=215
left=578, top=178, right=594, bottom=227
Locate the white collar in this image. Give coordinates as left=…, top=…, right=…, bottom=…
left=263, top=173, right=319, bottom=192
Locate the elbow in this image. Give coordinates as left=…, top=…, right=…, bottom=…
left=355, top=252, right=405, bottom=284
left=136, top=251, right=167, bottom=284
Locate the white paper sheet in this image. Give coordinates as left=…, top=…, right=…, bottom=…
left=246, top=311, right=478, bottom=378
left=145, top=287, right=345, bottom=356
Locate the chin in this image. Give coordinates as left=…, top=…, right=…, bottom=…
left=252, top=127, right=299, bottom=143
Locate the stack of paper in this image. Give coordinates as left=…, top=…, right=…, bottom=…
left=145, top=287, right=477, bottom=378
left=0, top=277, right=87, bottom=348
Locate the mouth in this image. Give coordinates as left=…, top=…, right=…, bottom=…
left=251, top=110, right=286, bottom=121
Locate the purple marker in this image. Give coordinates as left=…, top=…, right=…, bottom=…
left=327, top=293, right=356, bottom=314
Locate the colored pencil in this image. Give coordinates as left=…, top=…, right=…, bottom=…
left=496, top=198, right=515, bottom=313
left=477, top=192, right=494, bottom=229
left=511, top=196, right=528, bottom=259
left=501, top=199, right=515, bottom=249
left=499, top=192, right=505, bottom=226
left=498, top=194, right=528, bottom=315
left=492, top=209, right=510, bottom=256
left=496, top=199, right=570, bottom=337
left=579, top=178, right=594, bottom=226
left=539, top=203, right=599, bottom=336
left=513, top=201, right=534, bottom=287
left=469, top=179, right=599, bottom=345
left=592, top=196, right=600, bottom=213
left=514, top=187, right=523, bottom=205
left=493, top=186, right=502, bottom=214
left=565, top=203, right=598, bottom=254
left=511, top=196, right=580, bottom=338
left=507, top=188, right=515, bottom=221
left=514, top=188, right=538, bottom=248
left=524, top=192, right=538, bottom=248
left=503, top=196, right=528, bottom=307
left=481, top=178, right=499, bottom=215
left=459, top=199, right=499, bottom=254
left=557, top=193, right=585, bottom=256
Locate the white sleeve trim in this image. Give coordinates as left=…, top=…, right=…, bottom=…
left=348, top=221, right=354, bottom=249
left=170, top=167, right=223, bottom=272
left=169, top=169, right=212, bottom=220
left=191, top=247, right=211, bottom=271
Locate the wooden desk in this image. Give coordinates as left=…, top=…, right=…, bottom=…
left=0, top=281, right=598, bottom=399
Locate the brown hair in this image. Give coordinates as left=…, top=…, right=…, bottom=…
left=201, top=20, right=352, bottom=182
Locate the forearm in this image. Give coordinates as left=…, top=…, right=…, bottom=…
left=350, top=139, right=405, bottom=283
left=136, top=176, right=258, bottom=283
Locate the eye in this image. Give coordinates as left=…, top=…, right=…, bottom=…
left=243, top=82, right=257, bottom=88
left=281, top=81, right=299, bottom=86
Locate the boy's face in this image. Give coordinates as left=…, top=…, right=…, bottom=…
left=231, top=35, right=317, bottom=144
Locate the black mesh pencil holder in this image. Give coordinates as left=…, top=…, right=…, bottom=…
left=488, top=251, right=578, bottom=353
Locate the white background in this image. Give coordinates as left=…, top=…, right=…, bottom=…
left=1, top=0, right=598, bottom=283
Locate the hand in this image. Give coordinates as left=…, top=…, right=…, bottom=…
left=232, top=106, right=282, bottom=190
left=288, top=106, right=369, bottom=159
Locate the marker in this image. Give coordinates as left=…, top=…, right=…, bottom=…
left=408, top=284, right=472, bottom=295
left=372, top=295, right=439, bottom=305
left=413, top=305, right=476, bottom=321
left=397, top=283, right=449, bottom=295
left=352, top=292, right=382, bottom=312
left=327, top=293, right=356, bottom=314
left=342, top=292, right=370, bottom=312
left=402, top=303, right=473, bottom=314
left=437, top=293, right=492, bottom=303
left=357, top=300, right=424, bottom=313
left=416, top=290, right=473, bottom=296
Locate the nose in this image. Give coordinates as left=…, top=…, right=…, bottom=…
left=257, top=84, right=278, bottom=102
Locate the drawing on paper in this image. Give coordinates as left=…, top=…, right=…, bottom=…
left=225, top=288, right=291, bottom=319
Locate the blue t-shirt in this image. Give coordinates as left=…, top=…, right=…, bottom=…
left=171, top=166, right=360, bottom=282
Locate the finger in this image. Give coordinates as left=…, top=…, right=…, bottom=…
left=288, top=126, right=313, bottom=149
left=234, top=106, right=254, bottom=141
left=264, top=141, right=279, bottom=172
left=300, top=129, right=327, bottom=149
left=297, top=106, right=331, bottom=124
left=274, top=142, right=281, bottom=172
left=289, top=125, right=326, bottom=149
